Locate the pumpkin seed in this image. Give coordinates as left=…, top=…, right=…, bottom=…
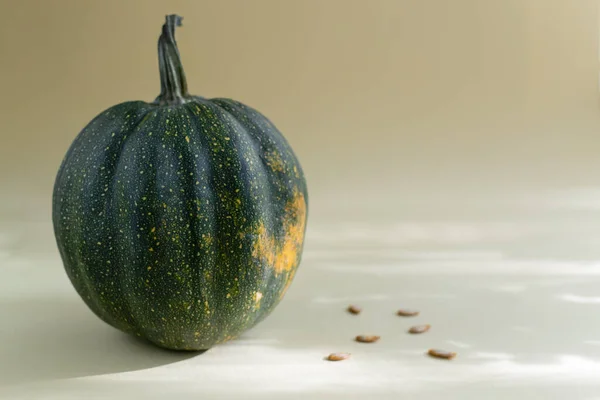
left=427, top=349, right=456, bottom=360
left=408, top=324, right=430, bottom=334
left=355, top=335, right=380, bottom=343
left=396, top=309, right=419, bottom=317
left=326, top=352, right=351, bottom=361
left=347, top=305, right=362, bottom=315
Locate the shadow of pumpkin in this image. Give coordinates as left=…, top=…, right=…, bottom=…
left=0, top=296, right=200, bottom=387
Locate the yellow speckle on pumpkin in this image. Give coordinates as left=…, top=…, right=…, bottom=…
left=200, top=233, right=213, bottom=247
left=264, top=151, right=285, bottom=173
left=185, top=136, right=190, bottom=143
left=151, top=227, right=156, bottom=233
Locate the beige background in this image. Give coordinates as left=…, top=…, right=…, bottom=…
left=3, top=2, right=600, bottom=398
left=1, top=0, right=599, bottom=222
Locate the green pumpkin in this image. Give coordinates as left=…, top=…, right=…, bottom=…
left=52, top=15, right=308, bottom=351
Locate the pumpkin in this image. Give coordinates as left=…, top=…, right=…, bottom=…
left=52, top=15, right=308, bottom=351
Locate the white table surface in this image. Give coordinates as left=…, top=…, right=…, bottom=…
left=2, top=186, right=600, bottom=399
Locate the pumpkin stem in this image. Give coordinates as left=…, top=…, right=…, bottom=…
left=154, top=14, right=192, bottom=106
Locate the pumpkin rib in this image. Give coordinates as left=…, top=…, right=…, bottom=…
left=155, top=110, right=209, bottom=347
left=184, top=101, right=230, bottom=345
left=93, top=106, right=157, bottom=334
left=188, top=99, right=265, bottom=339
left=208, top=99, right=305, bottom=305
left=56, top=104, right=155, bottom=332
left=182, top=102, right=220, bottom=344
left=204, top=100, right=280, bottom=296
left=198, top=98, right=282, bottom=331
left=108, top=108, right=164, bottom=338
left=92, top=107, right=156, bottom=332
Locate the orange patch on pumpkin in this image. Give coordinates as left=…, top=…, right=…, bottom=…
left=252, top=190, right=307, bottom=276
